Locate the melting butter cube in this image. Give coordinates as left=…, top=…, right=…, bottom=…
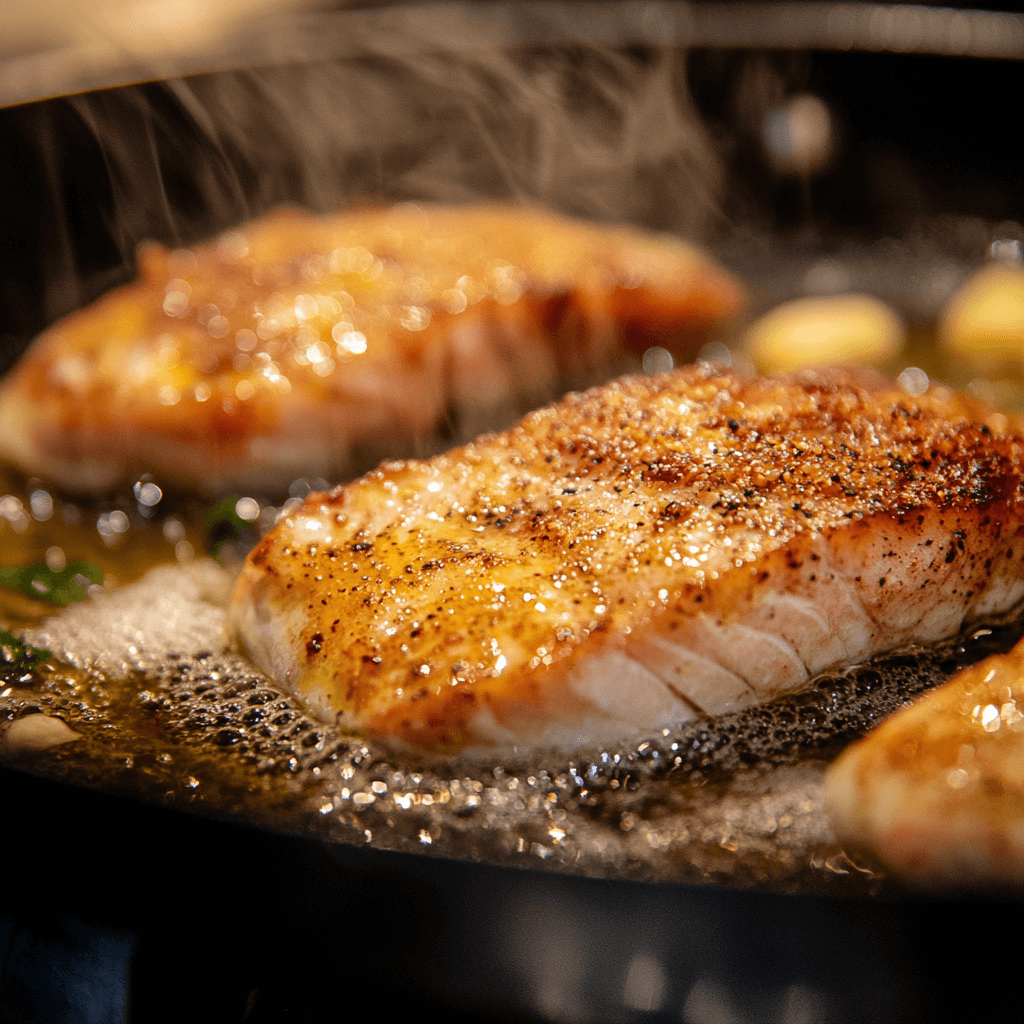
left=746, top=294, right=904, bottom=373
left=940, top=263, right=1024, bottom=367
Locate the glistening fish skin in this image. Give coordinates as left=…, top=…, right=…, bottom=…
left=0, top=204, right=741, bottom=495
left=826, top=639, right=1024, bottom=889
left=229, top=365, right=1024, bottom=751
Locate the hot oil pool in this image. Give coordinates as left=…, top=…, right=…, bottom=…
left=3, top=467, right=1024, bottom=896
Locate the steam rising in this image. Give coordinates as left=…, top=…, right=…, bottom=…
left=0, top=29, right=724, bottom=366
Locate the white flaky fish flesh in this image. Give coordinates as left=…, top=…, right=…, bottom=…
left=230, top=364, right=1024, bottom=751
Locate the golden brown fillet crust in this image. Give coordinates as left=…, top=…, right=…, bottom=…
left=0, top=204, right=743, bottom=495
left=230, top=365, right=1024, bottom=750
left=826, top=640, right=1024, bottom=889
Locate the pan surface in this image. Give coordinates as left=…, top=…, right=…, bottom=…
left=2, top=6, right=1024, bottom=1022
left=4, top=760, right=1022, bottom=1024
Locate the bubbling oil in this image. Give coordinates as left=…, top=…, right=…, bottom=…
left=3, top=467, right=1023, bottom=894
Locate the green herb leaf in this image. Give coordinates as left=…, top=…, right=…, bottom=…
left=0, top=561, right=103, bottom=604
left=206, top=497, right=253, bottom=560
left=0, top=630, right=51, bottom=671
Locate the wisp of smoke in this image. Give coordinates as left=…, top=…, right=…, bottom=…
left=0, top=13, right=724, bottom=371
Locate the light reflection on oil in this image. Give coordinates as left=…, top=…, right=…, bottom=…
left=763, top=94, right=833, bottom=177
left=621, top=951, right=667, bottom=1012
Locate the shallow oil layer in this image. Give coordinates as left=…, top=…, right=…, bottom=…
left=3, top=467, right=1022, bottom=895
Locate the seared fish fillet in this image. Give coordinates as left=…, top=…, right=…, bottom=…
left=229, top=365, right=1024, bottom=751
left=827, top=640, right=1024, bottom=888
left=0, top=204, right=741, bottom=495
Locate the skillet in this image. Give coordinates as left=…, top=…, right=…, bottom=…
left=2, top=4, right=1024, bottom=1021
